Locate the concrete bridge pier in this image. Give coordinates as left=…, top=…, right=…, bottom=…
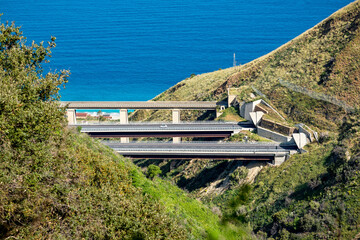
left=66, top=109, right=76, bottom=125
left=172, top=109, right=181, bottom=143
left=120, top=109, right=129, bottom=143
left=272, top=154, right=286, bottom=166
left=172, top=109, right=180, bottom=123
left=120, top=109, right=129, bottom=124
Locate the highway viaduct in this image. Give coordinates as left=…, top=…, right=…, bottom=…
left=61, top=101, right=219, bottom=143
left=78, top=122, right=255, bottom=138
left=102, top=142, right=298, bottom=165
left=61, top=101, right=299, bottom=165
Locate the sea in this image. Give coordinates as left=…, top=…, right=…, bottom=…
left=1, top=0, right=354, bottom=102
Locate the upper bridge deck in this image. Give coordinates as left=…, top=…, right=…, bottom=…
left=60, top=101, right=218, bottom=110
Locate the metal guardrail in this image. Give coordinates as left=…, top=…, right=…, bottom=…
left=101, top=140, right=288, bottom=146
left=279, top=79, right=354, bottom=112
left=82, top=127, right=245, bottom=132
left=110, top=147, right=289, bottom=153
left=73, top=121, right=253, bottom=125
left=61, top=101, right=217, bottom=110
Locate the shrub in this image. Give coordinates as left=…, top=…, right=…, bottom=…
left=229, top=166, right=249, bottom=186
left=147, top=164, right=162, bottom=180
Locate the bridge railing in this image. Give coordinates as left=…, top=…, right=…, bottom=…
left=101, top=140, right=281, bottom=145
left=110, top=148, right=289, bottom=153
left=73, top=120, right=253, bottom=125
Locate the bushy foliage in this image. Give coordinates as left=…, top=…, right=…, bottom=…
left=229, top=166, right=248, bottom=186
left=0, top=19, right=190, bottom=239
left=242, top=112, right=360, bottom=239
left=0, top=19, right=69, bottom=152
left=126, top=2, right=360, bottom=239
left=146, top=164, right=162, bottom=180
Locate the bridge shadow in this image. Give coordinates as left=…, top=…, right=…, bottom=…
left=132, top=159, right=189, bottom=177
left=197, top=110, right=216, bottom=121
left=177, top=160, right=248, bottom=192
left=133, top=158, right=251, bottom=192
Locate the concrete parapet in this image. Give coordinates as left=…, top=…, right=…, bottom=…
left=249, top=111, right=264, bottom=126
left=299, top=126, right=312, bottom=142
left=292, top=133, right=308, bottom=149
left=260, top=100, right=286, bottom=121
left=240, top=99, right=262, bottom=121
left=257, top=126, right=293, bottom=143
left=66, top=109, right=76, bottom=125
left=297, top=124, right=318, bottom=142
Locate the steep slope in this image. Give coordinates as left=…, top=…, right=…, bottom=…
left=129, top=2, right=360, bottom=238
left=132, top=0, right=360, bottom=131
left=0, top=20, right=253, bottom=239
left=244, top=111, right=360, bottom=239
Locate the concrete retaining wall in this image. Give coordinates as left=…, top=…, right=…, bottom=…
left=259, top=119, right=295, bottom=136
left=298, top=125, right=313, bottom=142
left=257, top=126, right=293, bottom=143
left=240, top=100, right=262, bottom=121
left=254, top=105, right=268, bottom=114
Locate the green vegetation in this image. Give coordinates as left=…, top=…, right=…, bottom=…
left=130, top=1, right=360, bottom=239
left=229, top=166, right=249, bottom=186
left=243, top=112, right=360, bottom=239
left=216, top=107, right=246, bottom=122
left=0, top=18, right=252, bottom=239
left=146, top=164, right=162, bottom=179
left=132, top=1, right=360, bottom=131
left=226, top=130, right=272, bottom=143
left=131, top=166, right=253, bottom=239
left=2, top=1, right=360, bottom=239
left=0, top=19, right=189, bottom=239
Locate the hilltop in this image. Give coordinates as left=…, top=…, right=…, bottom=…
left=2, top=1, right=360, bottom=239
left=131, top=1, right=360, bottom=238
left=131, top=0, right=360, bottom=130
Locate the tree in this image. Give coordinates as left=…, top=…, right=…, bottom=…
left=146, top=164, right=162, bottom=180
left=0, top=17, right=70, bottom=156
left=0, top=17, right=188, bottom=240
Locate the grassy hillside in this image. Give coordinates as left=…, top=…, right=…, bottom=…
left=129, top=2, right=360, bottom=239
left=0, top=20, right=253, bottom=239
left=243, top=111, right=360, bottom=239
left=131, top=0, right=360, bottom=131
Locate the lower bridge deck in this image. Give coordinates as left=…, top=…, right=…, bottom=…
left=102, top=142, right=298, bottom=161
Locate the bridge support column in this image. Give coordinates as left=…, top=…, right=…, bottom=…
left=172, top=109, right=181, bottom=143
left=120, top=109, right=129, bottom=124
left=272, top=155, right=286, bottom=166
left=66, top=109, right=76, bottom=125
left=172, top=109, right=180, bottom=124
left=120, top=109, right=129, bottom=143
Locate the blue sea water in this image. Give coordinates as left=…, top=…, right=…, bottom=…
left=1, top=0, right=353, bottom=101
